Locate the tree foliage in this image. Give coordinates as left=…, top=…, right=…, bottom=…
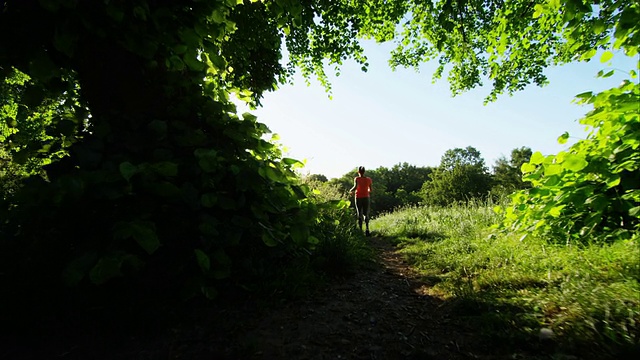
left=327, top=164, right=432, bottom=215
left=375, top=162, right=433, bottom=195
left=440, top=146, right=487, bottom=171
left=377, top=0, right=639, bottom=101
left=0, top=0, right=637, bottom=348
left=488, top=1, right=640, bottom=245
left=306, top=173, right=328, bottom=183
left=0, top=0, right=377, bottom=320
left=500, top=79, right=639, bottom=244
left=0, top=66, right=80, bottom=197
left=492, top=147, right=533, bottom=193
left=421, top=146, right=492, bottom=205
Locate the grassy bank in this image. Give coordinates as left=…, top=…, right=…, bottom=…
left=372, top=202, right=639, bottom=358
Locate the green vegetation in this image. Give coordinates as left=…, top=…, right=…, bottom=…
left=492, top=147, right=533, bottom=195
left=0, top=0, right=638, bottom=357
left=373, top=202, right=639, bottom=358
left=0, top=1, right=373, bottom=343
left=500, top=79, right=639, bottom=245
left=325, top=162, right=433, bottom=215
left=321, top=146, right=532, bottom=215
left=420, top=146, right=493, bottom=206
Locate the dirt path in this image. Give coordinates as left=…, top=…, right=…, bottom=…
left=150, top=237, right=549, bottom=360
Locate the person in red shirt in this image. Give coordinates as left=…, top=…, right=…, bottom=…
left=349, top=166, right=373, bottom=236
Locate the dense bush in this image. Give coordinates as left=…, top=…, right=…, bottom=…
left=500, top=79, right=639, bottom=245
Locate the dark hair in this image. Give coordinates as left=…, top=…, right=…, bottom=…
left=358, top=166, right=365, bottom=174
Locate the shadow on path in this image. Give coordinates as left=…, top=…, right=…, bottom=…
left=154, top=237, right=551, bottom=360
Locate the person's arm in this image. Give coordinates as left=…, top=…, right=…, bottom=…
left=368, top=178, right=372, bottom=195
left=349, top=178, right=357, bottom=195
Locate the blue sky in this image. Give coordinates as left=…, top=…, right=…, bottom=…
left=243, top=41, right=637, bottom=180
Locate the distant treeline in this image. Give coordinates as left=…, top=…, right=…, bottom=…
left=305, top=146, right=532, bottom=215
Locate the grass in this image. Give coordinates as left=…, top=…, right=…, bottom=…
left=372, top=200, right=640, bottom=358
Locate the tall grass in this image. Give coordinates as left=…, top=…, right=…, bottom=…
left=372, top=200, right=640, bottom=358
left=304, top=179, right=374, bottom=277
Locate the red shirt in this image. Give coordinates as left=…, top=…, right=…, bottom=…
left=354, top=176, right=372, bottom=198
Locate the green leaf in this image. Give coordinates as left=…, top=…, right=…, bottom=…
left=543, top=164, right=563, bottom=176
left=152, top=161, right=178, bottom=177
left=629, top=206, right=640, bottom=217
left=209, top=54, right=226, bottom=70
left=574, top=91, right=593, bottom=101
left=199, top=225, right=220, bottom=239
left=532, top=4, right=543, bottom=19
left=212, top=249, right=231, bottom=266
left=290, top=224, right=309, bottom=244
left=201, top=286, right=218, bottom=300
left=89, top=255, right=124, bottom=285
left=106, top=4, right=125, bottom=22
left=606, top=175, right=621, bottom=188
left=27, top=52, right=57, bottom=82
left=580, top=48, right=597, bottom=61
left=22, top=85, right=46, bottom=107
left=53, top=27, right=77, bottom=57
left=167, top=55, right=185, bottom=71
left=282, top=157, right=302, bottom=166
left=562, top=154, right=588, bottom=172
left=543, top=175, right=561, bottom=187
left=219, top=196, right=236, bottom=210
left=592, top=19, right=606, bottom=34
left=264, top=166, right=282, bottom=182
left=149, top=181, right=181, bottom=198
left=521, top=162, right=537, bottom=174
left=262, top=233, right=278, bottom=247
left=211, top=249, right=232, bottom=279
left=133, top=222, right=160, bottom=254
left=133, top=6, right=147, bottom=20
left=54, top=119, right=77, bottom=136
left=194, top=249, right=210, bottom=273
left=200, top=193, right=218, bottom=207
left=183, top=51, right=205, bottom=71
left=194, top=148, right=218, bottom=172
left=147, top=120, right=168, bottom=136
left=39, top=0, right=60, bottom=11
left=178, top=28, right=201, bottom=47
left=62, top=252, right=98, bottom=286
left=557, top=132, right=570, bottom=144
left=242, top=112, right=258, bottom=122
left=291, top=185, right=308, bottom=198
left=212, top=269, right=232, bottom=280
left=548, top=205, right=565, bottom=217
left=173, top=44, right=188, bottom=54
left=119, top=162, right=137, bottom=181
left=529, top=152, right=545, bottom=165
left=600, top=51, right=614, bottom=63
left=585, top=194, right=608, bottom=211
left=599, top=70, right=615, bottom=78
left=497, top=36, right=508, bottom=55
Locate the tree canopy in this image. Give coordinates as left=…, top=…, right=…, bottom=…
left=492, top=146, right=533, bottom=192
left=439, top=146, right=487, bottom=171
left=0, top=0, right=638, bottom=340
left=421, top=146, right=492, bottom=205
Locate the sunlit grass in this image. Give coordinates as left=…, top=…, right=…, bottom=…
left=372, top=201, right=640, bottom=357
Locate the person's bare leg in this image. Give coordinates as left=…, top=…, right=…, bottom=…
left=364, top=198, right=371, bottom=236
